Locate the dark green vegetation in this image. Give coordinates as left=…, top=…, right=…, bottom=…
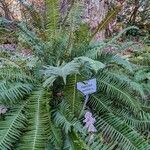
left=0, top=0, right=149, bottom=150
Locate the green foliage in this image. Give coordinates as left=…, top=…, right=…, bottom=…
left=95, top=114, right=149, bottom=150
left=0, top=1, right=150, bottom=150
left=17, top=89, right=51, bottom=149
left=0, top=105, right=27, bottom=149
left=45, top=0, right=60, bottom=37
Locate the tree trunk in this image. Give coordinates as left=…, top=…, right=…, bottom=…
left=83, top=0, right=108, bottom=41
left=0, top=0, right=12, bottom=20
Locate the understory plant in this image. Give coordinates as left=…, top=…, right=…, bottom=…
left=0, top=0, right=150, bottom=150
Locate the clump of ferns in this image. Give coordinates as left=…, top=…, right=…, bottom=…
left=0, top=4, right=150, bottom=149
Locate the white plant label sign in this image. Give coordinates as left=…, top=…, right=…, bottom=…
left=77, top=78, right=97, bottom=96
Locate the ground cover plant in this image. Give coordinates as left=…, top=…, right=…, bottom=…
left=0, top=0, right=150, bottom=150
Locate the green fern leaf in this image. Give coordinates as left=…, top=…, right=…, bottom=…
left=16, top=89, right=51, bottom=149
left=96, top=71, right=141, bottom=112
left=45, top=0, right=60, bottom=37
left=0, top=81, right=32, bottom=105
left=95, top=114, right=149, bottom=150
left=0, top=104, right=27, bottom=149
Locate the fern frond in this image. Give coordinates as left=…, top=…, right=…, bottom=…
left=86, top=27, right=139, bottom=59
left=18, top=22, right=45, bottom=55
left=43, top=75, right=57, bottom=87
left=63, top=133, right=82, bottom=150
left=112, top=73, right=145, bottom=98
left=74, top=56, right=105, bottom=73
left=66, top=2, right=84, bottom=31
left=111, top=55, right=133, bottom=72
left=0, top=57, right=20, bottom=68
left=0, top=67, right=32, bottom=82
left=46, top=123, right=63, bottom=150
left=0, top=81, right=33, bottom=105
left=89, top=94, right=114, bottom=115
left=123, top=115, right=150, bottom=131
left=42, top=60, right=80, bottom=84
left=53, top=102, right=83, bottom=134
left=88, top=93, right=150, bottom=132
left=0, top=104, right=27, bottom=149
left=96, top=71, right=141, bottom=112
left=45, top=0, right=60, bottom=37
left=63, top=130, right=115, bottom=150
left=64, top=74, right=82, bottom=114
left=95, top=114, right=149, bottom=150
left=16, top=88, right=51, bottom=149
left=108, top=26, right=139, bottom=44
left=134, top=68, right=150, bottom=82
left=80, top=134, right=115, bottom=150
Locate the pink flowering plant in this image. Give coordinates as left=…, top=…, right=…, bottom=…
left=83, top=111, right=97, bottom=133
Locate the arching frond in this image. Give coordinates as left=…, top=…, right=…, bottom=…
left=42, top=60, right=80, bottom=85
left=134, top=68, right=150, bottom=82
left=63, top=133, right=82, bottom=150
left=0, top=104, right=27, bottom=150
left=0, top=57, right=20, bottom=68
left=88, top=93, right=150, bottom=132
left=64, top=74, right=82, bottom=114
left=16, top=89, right=51, bottom=149
left=95, top=114, right=149, bottom=150
left=114, top=74, right=145, bottom=98
left=79, top=134, right=116, bottom=150
left=96, top=71, right=141, bottom=112
left=74, top=56, right=105, bottom=73
left=0, top=81, right=32, bottom=105
left=45, top=0, right=60, bottom=37
left=53, top=102, right=83, bottom=134
left=46, top=123, right=63, bottom=150
left=111, top=55, right=133, bottom=72
left=0, top=67, right=32, bottom=82
left=63, top=131, right=115, bottom=150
